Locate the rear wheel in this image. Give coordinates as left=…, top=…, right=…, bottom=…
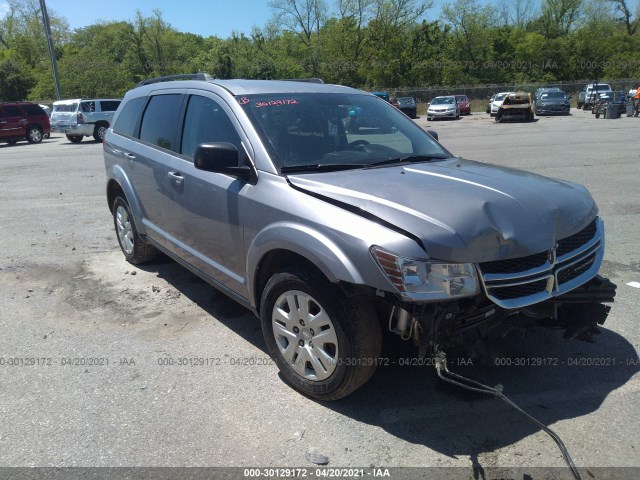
left=260, top=267, right=381, bottom=401
left=67, top=135, right=83, bottom=143
left=93, top=123, right=108, bottom=142
left=26, top=127, right=43, bottom=144
left=112, top=196, right=157, bottom=264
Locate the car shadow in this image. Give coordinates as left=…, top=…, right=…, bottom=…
left=131, top=257, right=637, bottom=469
left=0, top=138, right=56, bottom=148
left=320, top=324, right=638, bottom=463
left=134, top=254, right=267, bottom=352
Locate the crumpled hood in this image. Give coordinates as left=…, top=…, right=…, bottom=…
left=287, top=158, right=598, bottom=262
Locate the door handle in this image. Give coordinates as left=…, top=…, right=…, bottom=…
left=124, top=152, right=136, bottom=160
left=168, top=171, right=184, bottom=185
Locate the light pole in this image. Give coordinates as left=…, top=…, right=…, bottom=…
left=39, top=0, right=62, bottom=100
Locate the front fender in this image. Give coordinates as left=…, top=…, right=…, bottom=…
left=247, top=222, right=366, bottom=306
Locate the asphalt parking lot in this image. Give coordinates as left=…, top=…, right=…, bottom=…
left=1, top=109, right=639, bottom=479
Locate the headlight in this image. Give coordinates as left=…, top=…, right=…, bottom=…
left=371, top=246, right=480, bottom=300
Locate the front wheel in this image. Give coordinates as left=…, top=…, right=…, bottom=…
left=260, top=267, right=381, bottom=401
left=112, top=196, right=158, bottom=264
left=26, top=127, right=43, bottom=144
left=67, top=135, right=83, bottom=143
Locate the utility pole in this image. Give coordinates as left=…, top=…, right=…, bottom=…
left=39, top=0, right=62, bottom=100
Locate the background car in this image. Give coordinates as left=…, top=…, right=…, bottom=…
left=455, top=94, right=471, bottom=115
left=427, top=96, right=459, bottom=121
left=0, top=101, right=50, bottom=145
left=51, top=98, right=121, bottom=143
left=534, top=91, right=570, bottom=115
left=486, top=94, right=496, bottom=114
left=396, top=96, right=417, bottom=118
left=490, top=91, right=515, bottom=116
left=495, top=92, right=534, bottom=122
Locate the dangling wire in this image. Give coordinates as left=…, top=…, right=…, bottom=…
left=434, top=350, right=582, bottom=480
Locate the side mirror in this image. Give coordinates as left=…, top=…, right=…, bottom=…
left=427, top=130, right=439, bottom=141
left=194, top=143, right=253, bottom=180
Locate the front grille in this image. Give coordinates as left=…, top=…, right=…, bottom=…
left=480, top=251, right=548, bottom=274
left=558, top=252, right=597, bottom=285
left=557, top=220, right=597, bottom=257
left=488, top=280, right=548, bottom=300
left=478, top=217, right=603, bottom=308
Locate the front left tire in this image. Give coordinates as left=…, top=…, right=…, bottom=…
left=260, top=267, right=381, bottom=401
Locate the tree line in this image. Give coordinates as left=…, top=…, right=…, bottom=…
left=1, top=0, right=639, bottom=101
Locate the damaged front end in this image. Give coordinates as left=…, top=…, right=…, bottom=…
left=378, top=216, right=616, bottom=358
left=382, top=275, right=616, bottom=360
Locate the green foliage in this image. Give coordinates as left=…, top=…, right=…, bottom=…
left=1, top=0, right=639, bottom=101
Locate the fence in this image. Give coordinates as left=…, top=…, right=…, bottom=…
left=392, top=79, right=639, bottom=103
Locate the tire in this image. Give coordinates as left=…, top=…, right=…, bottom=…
left=112, top=196, right=158, bottom=264
left=595, top=112, right=600, bottom=119
left=426, top=117, right=432, bottom=121
left=7, top=139, right=18, bottom=145
left=260, top=267, right=382, bottom=401
left=93, top=123, right=108, bottom=142
left=577, top=102, right=583, bottom=109
left=67, top=135, right=83, bottom=143
left=26, top=126, right=43, bottom=144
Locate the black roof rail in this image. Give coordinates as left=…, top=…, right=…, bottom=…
left=280, top=78, right=325, bottom=84
left=137, top=73, right=214, bottom=86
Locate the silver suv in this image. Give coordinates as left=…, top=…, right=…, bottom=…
left=51, top=98, right=121, bottom=142
left=104, top=74, right=615, bottom=400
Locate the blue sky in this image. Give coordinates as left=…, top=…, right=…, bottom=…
left=18, top=0, right=488, bottom=38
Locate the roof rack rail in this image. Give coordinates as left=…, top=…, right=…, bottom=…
left=280, top=78, right=325, bottom=84
left=138, top=73, right=214, bottom=86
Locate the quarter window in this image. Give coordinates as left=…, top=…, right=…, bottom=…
left=139, top=94, right=183, bottom=151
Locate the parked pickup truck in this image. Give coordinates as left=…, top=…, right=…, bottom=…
left=51, top=98, right=121, bottom=143
left=104, top=75, right=617, bottom=400
left=577, top=83, right=613, bottom=110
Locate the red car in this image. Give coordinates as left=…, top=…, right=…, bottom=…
left=455, top=94, right=471, bottom=115
left=0, top=101, right=51, bottom=145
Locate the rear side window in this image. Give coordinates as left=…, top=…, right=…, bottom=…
left=81, top=102, right=95, bottom=112
left=3, top=105, right=22, bottom=116
left=100, top=101, right=121, bottom=112
left=23, top=105, right=45, bottom=116
left=139, top=94, right=183, bottom=151
left=113, top=97, right=146, bottom=137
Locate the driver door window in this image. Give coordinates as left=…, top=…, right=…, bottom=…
left=181, top=95, right=242, bottom=159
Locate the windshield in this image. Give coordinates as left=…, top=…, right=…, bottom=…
left=541, top=92, right=566, bottom=99
left=238, top=93, right=450, bottom=172
left=431, top=97, right=455, bottom=105
left=495, top=93, right=508, bottom=101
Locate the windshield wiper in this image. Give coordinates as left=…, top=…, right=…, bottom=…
left=366, top=154, right=450, bottom=168
left=281, top=163, right=364, bottom=174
